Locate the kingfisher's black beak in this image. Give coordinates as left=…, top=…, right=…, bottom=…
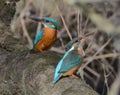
left=77, top=32, right=94, bottom=43
left=29, top=16, right=44, bottom=22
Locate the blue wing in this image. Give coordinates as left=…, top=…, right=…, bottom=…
left=30, top=29, right=44, bottom=50
left=59, top=50, right=82, bottom=73
left=53, top=50, right=70, bottom=84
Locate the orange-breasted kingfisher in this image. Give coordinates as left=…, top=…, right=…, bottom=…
left=53, top=38, right=86, bottom=84
left=30, top=17, right=58, bottom=51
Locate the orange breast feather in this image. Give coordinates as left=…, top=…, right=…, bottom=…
left=35, top=27, right=57, bottom=51
left=62, top=62, right=82, bottom=77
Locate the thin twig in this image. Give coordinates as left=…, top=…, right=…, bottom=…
left=36, top=0, right=44, bottom=34
left=102, top=64, right=110, bottom=95
left=59, top=37, right=65, bottom=49
left=85, top=66, right=100, bottom=78
left=84, top=72, right=95, bottom=82
left=77, top=9, right=80, bottom=39
left=19, top=0, right=33, bottom=48
left=83, top=15, right=89, bottom=34
left=82, top=37, right=112, bottom=69
left=84, top=53, right=120, bottom=61
left=20, top=14, right=33, bottom=48
left=79, top=10, right=83, bottom=37
left=85, top=29, right=97, bottom=51
left=50, top=47, right=65, bottom=54
left=56, top=5, right=72, bottom=40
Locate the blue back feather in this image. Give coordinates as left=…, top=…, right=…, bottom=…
left=30, top=29, right=44, bottom=50
left=59, top=50, right=82, bottom=73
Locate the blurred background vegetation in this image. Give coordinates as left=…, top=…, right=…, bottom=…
left=0, top=0, right=120, bottom=95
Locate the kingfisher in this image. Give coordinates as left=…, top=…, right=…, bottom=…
left=30, top=17, right=58, bottom=51
left=53, top=38, right=86, bottom=84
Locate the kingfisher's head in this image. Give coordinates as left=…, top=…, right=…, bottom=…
left=65, top=38, right=78, bottom=51
left=65, top=32, right=93, bottom=51
left=73, top=38, right=86, bottom=56
left=66, top=38, right=85, bottom=57
left=29, top=16, right=58, bottom=29
left=43, top=17, right=58, bottom=29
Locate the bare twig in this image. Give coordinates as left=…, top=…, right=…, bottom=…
left=85, top=29, right=97, bottom=51
left=85, top=66, right=100, bottom=78
left=84, top=72, right=95, bottom=82
left=83, top=15, right=89, bottom=34
left=56, top=5, right=72, bottom=40
left=50, top=47, right=65, bottom=54
left=79, top=10, right=83, bottom=37
left=19, top=0, right=33, bottom=48
left=59, top=37, right=65, bottom=49
left=82, top=37, right=112, bottom=69
left=36, top=0, right=44, bottom=34
left=84, top=53, right=120, bottom=61
left=20, top=14, right=33, bottom=48
left=77, top=10, right=80, bottom=39
left=102, top=64, right=110, bottom=95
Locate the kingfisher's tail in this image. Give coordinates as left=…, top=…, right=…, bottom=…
left=53, top=73, right=62, bottom=84
left=53, top=59, right=63, bottom=84
left=53, top=50, right=70, bottom=84
left=29, top=44, right=35, bottom=51
left=29, top=48, right=33, bottom=51
left=29, top=46, right=36, bottom=53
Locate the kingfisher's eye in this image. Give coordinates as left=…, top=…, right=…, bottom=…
left=45, top=20, right=49, bottom=23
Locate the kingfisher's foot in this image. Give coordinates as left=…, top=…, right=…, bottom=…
left=70, top=74, right=79, bottom=78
